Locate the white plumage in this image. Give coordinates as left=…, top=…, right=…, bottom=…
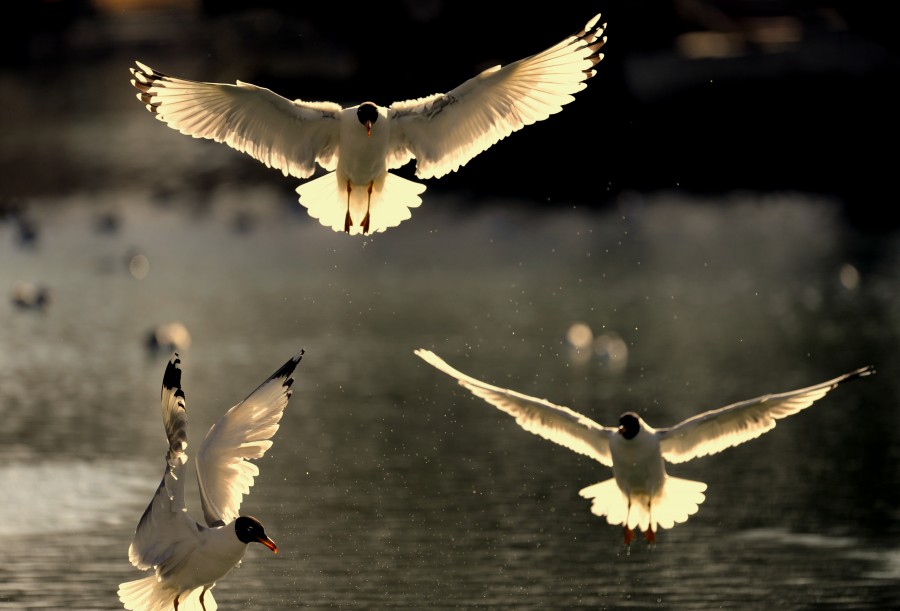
left=118, top=350, right=303, bottom=610
left=414, top=349, right=873, bottom=544
left=130, top=14, right=607, bottom=235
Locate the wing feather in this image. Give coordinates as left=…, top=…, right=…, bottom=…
left=195, top=350, right=304, bottom=527
left=127, top=353, right=198, bottom=574
left=659, top=366, right=874, bottom=463
left=388, top=15, right=606, bottom=179
left=131, top=62, right=341, bottom=177
left=415, top=349, right=614, bottom=466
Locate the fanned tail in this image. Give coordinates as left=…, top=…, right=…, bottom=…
left=117, top=576, right=216, bottom=611
left=648, top=476, right=707, bottom=530
left=295, top=171, right=425, bottom=235
left=579, top=476, right=707, bottom=532
left=579, top=478, right=630, bottom=526
left=117, top=576, right=175, bottom=611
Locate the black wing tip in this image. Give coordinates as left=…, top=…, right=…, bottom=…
left=849, top=365, right=876, bottom=380
left=826, top=365, right=875, bottom=390
left=162, top=353, right=183, bottom=391
left=574, top=16, right=608, bottom=78
left=130, top=61, right=168, bottom=101
left=269, top=349, right=305, bottom=387
left=578, top=13, right=606, bottom=40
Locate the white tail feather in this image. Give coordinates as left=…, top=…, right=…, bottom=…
left=579, top=476, right=707, bottom=532
left=296, top=171, right=425, bottom=235
left=118, top=576, right=217, bottom=611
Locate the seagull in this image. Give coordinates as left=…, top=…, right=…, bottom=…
left=118, top=350, right=304, bottom=611
left=414, top=349, right=873, bottom=544
left=129, top=14, right=607, bottom=236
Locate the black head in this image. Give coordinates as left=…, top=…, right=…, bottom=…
left=618, top=412, right=641, bottom=440
left=357, top=102, right=379, bottom=135
left=234, top=515, right=278, bottom=553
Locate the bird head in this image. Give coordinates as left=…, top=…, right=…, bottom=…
left=357, top=102, right=379, bottom=137
left=617, top=412, right=641, bottom=440
left=235, top=515, right=278, bottom=553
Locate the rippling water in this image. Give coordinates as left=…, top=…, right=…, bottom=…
left=1, top=190, right=898, bottom=609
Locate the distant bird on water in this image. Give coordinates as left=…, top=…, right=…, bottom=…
left=130, top=14, right=606, bottom=235
left=145, top=321, right=192, bottom=354
left=414, top=349, right=873, bottom=544
left=118, top=350, right=303, bottom=611
left=11, top=280, right=51, bottom=310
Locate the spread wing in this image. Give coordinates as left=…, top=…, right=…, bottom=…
left=415, top=349, right=615, bottom=466
left=387, top=14, right=606, bottom=178
left=130, top=62, right=341, bottom=177
left=127, top=353, right=199, bottom=575
left=659, top=366, right=874, bottom=464
left=195, top=350, right=304, bottom=527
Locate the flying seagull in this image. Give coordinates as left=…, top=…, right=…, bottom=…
left=118, top=350, right=304, bottom=610
left=130, top=14, right=606, bottom=235
left=414, top=349, right=873, bottom=544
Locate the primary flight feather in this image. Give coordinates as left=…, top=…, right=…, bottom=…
left=130, top=14, right=606, bottom=235
left=415, top=348, right=873, bottom=544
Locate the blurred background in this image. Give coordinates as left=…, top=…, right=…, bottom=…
left=1, top=1, right=898, bottom=609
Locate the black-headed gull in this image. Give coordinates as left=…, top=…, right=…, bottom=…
left=414, top=349, right=873, bottom=544
left=129, top=14, right=606, bottom=236
left=118, top=350, right=303, bottom=610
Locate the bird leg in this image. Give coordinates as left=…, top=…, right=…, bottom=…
left=344, top=180, right=352, bottom=233
left=362, top=181, right=374, bottom=234
left=173, top=596, right=179, bottom=610
left=644, top=502, right=656, bottom=543
left=623, top=499, right=634, bottom=545
left=200, top=588, right=209, bottom=611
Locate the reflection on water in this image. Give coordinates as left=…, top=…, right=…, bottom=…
left=0, top=461, right=151, bottom=536
left=0, top=191, right=898, bottom=609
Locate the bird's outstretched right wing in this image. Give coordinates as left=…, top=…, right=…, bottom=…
left=130, top=62, right=341, bottom=178
left=658, top=366, right=874, bottom=464
left=415, top=349, right=615, bottom=466
left=388, top=14, right=606, bottom=179
left=195, top=350, right=304, bottom=528
left=127, top=353, right=197, bottom=574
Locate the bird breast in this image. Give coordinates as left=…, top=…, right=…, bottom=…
left=171, top=526, right=249, bottom=591
left=338, top=106, right=390, bottom=184
left=610, top=432, right=667, bottom=497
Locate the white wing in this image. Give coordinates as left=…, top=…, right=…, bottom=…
left=131, top=62, right=342, bottom=177
left=415, top=349, right=615, bottom=466
left=195, top=350, right=304, bottom=527
left=127, top=353, right=200, bottom=576
left=387, top=14, right=606, bottom=179
left=659, top=366, right=874, bottom=464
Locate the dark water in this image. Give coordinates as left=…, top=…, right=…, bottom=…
left=1, top=189, right=898, bottom=609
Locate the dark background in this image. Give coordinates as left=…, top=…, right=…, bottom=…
left=3, top=0, right=899, bottom=232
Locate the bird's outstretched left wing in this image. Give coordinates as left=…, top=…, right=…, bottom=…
left=388, top=14, right=606, bottom=179
left=195, top=350, right=304, bottom=527
left=659, top=366, right=874, bottom=464
left=131, top=62, right=341, bottom=177
left=415, top=349, right=615, bottom=466
left=127, top=353, right=196, bottom=573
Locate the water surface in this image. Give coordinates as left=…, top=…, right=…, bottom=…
left=0, top=190, right=897, bottom=609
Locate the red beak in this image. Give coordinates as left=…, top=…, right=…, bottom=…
left=258, top=535, right=278, bottom=554
left=365, top=120, right=372, bottom=137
